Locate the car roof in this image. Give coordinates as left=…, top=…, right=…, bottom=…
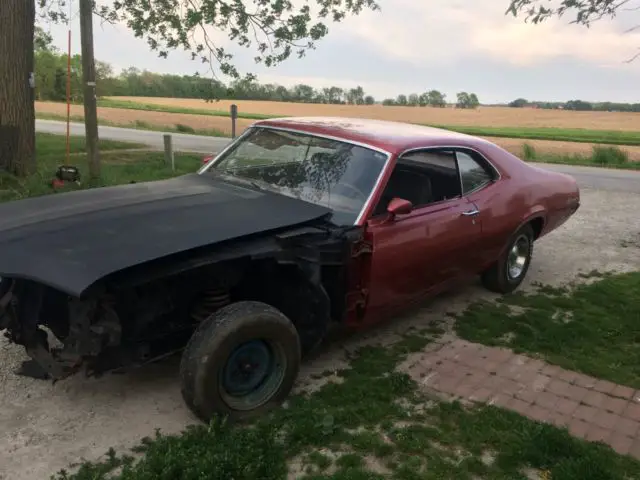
left=252, top=116, right=489, bottom=156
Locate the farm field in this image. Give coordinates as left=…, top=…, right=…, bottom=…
left=35, top=100, right=640, bottom=162
left=109, top=96, right=640, bottom=131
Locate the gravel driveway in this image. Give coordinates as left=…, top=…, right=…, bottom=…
left=1, top=186, right=639, bottom=479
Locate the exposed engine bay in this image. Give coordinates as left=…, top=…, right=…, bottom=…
left=0, top=224, right=364, bottom=381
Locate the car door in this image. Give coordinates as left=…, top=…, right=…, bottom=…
left=358, top=149, right=482, bottom=326
left=454, top=149, right=508, bottom=270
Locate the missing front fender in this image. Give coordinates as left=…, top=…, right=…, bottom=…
left=0, top=277, right=13, bottom=330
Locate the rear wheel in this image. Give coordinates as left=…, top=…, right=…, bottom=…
left=180, top=301, right=301, bottom=423
left=481, top=223, right=534, bottom=294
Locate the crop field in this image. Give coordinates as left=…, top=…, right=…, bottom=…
left=108, top=96, right=640, bottom=131
left=34, top=98, right=640, bottom=161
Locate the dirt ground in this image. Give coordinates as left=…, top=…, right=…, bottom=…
left=35, top=101, right=640, bottom=162
left=1, top=187, right=639, bottom=479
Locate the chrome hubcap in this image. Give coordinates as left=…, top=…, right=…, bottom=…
left=507, top=235, right=530, bottom=280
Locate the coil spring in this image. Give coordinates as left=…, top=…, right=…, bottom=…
left=190, top=287, right=230, bottom=323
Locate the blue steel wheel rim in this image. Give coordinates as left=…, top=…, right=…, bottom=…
left=219, top=339, right=286, bottom=411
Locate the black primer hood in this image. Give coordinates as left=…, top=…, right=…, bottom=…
left=0, top=173, right=332, bottom=296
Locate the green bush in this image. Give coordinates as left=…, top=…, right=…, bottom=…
left=591, top=145, right=628, bottom=165
left=175, top=123, right=195, bottom=133
left=521, top=143, right=537, bottom=160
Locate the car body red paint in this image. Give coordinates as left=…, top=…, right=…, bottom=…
left=249, top=117, right=580, bottom=327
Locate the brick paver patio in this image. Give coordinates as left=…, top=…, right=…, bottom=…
left=403, top=339, right=640, bottom=457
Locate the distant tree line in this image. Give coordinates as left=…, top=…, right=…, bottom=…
left=34, top=28, right=480, bottom=109
left=39, top=28, right=637, bottom=113
left=508, top=97, right=640, bottom=113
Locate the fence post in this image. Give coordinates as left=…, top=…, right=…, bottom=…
left=163, top=134, right=174, bottom=171
left=230, top=104, right=238, bottom=139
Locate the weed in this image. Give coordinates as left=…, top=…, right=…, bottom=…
left=591, top=145, right=629, bottom=165
left=134, top=120, right=153, bottom=129
left=174, top=123, right=195, bottom=133
left=522, top=142, right=537, bottom=160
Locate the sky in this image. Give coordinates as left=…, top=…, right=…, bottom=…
left=44, top=0, right=640, bottom=104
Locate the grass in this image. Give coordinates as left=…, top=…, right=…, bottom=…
left=455, top=271, right=640, bottom=388
left=97, top=98, right=640, bottom=146
left=428, top=124, right=640, bottom=147
left=0, top=135, right=202, bottom=203
left=36, top=132, right=144, bottom=155
left=51, top=323, right=640, bottom=479
left=521, top=143, right=640, bottom=170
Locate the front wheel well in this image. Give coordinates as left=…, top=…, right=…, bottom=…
left=229, top=261, right=331, bottom=356
left=528, top=216, right=545, bottom=240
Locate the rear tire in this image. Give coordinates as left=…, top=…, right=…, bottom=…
left=180, top=301, right=301, bottom=423
left=481, top=223, right=534, bottom=294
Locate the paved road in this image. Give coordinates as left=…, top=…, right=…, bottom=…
left=36, top=119, right=640, bottom=193
left=36, top=119, right=232, bottom=154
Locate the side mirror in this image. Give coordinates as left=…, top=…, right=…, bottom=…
left=387, top=197, right=413, bottom=217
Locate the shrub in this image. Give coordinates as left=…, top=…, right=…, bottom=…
left=591, top=145, right=628, bottom=165
left=175, top=123, right=195, bottom=133
left=521, top=143, right=537, bottom=161
left=134, top=120, right=152, bottom=129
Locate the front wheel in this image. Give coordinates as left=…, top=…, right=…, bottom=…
left=180, top=301, right=301, bottom=423
left=481, top=223, right=534, bottom=294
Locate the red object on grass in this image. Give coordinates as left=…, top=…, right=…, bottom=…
left=51, top=178, right=66, bottom=189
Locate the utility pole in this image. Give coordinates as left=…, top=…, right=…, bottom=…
left=79, top=0, right=100, bottom=179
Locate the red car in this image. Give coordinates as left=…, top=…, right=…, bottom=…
left=0, top=117, right=579, bottom=422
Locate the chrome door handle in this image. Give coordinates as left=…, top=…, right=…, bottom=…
left=461, top=209, right=480, bottom=216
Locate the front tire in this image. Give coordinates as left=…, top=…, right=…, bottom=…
left=180, top=301, right=301, bottom=423
left=481, top=223, right=534, bottom=294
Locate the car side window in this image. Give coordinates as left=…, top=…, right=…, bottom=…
left=372, top=150, right=461, bottom=216
left=456, top=151, right=494, bottom=194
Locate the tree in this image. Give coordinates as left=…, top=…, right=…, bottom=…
left=407, top=93, right=420, bottom=106
left=507, top=0, right=627, bottom=26
left=94, top=0, right=379, bottom=80
left=509, top=98, right=528, bottom=108
left=0, top=0, right=36, bottom=176
left=396, top=94, right=408, bottom=106
left=322, top=87, right=344, bottom=104
left=426, top=90, right=446, bottom=107
left=2, top=0, right=380, bottom=176
left=34, top=26, right=56, bottom=52
left=506, top=0, right=638, bottom=61
left=364, top=95, right=375, bottom=105
left=456, top=92, right=480, bottom=109
left=565, top=99, right=593, bottom=111
left=346, top=86, right=365, bottom=105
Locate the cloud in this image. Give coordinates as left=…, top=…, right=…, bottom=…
left=43, top=0, right=640, bottom=102
left=333, top=0, right=640, bottom=68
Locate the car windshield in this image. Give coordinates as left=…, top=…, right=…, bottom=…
left=203, top=127, right=389, bottom=225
